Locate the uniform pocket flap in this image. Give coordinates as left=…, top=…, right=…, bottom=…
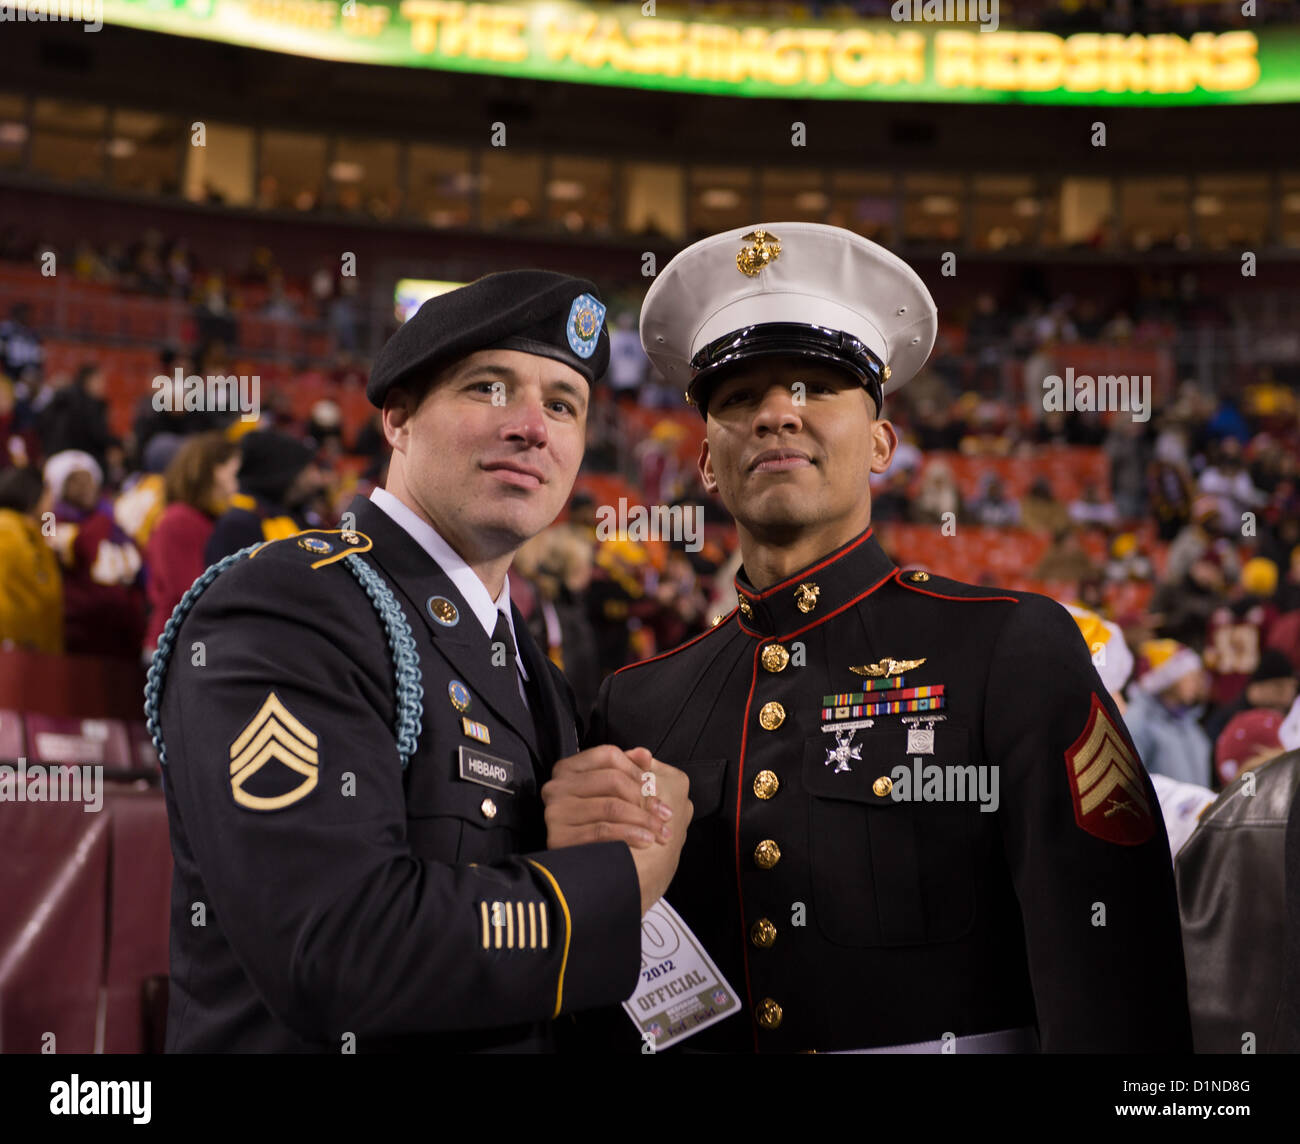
left=802, top=729, right=909, bottom=804
left=667, top=758, right=728, bottom=817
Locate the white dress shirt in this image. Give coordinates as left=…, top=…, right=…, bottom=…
left=369, top=488, right=531, bottom=703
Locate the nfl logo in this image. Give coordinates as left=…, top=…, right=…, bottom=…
left=712, top=989, right=728, bottom=1006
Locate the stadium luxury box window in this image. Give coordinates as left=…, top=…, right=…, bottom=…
left=258, top=129, right=328, bottom=212
left=30, top=98, right=107, bottom=186
left=406, top=144, right=475, bottom=228
left=545, top=155, right=615, bottom=235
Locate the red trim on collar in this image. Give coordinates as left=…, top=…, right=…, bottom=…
left=609, top=607, right=738, bottom=677
left=736, top=568, right=897, bottom=640
left=734, top=528, right=875, bottom=602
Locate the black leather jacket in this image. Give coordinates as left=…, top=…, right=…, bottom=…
left=1176, top=749, right=1300, bottom=1052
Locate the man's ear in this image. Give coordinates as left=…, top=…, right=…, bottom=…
left=382, top=388, right=414, bottom=454
left=699, top=436, right=718, bottom=495
left=869, top=417, right=898, bottom=475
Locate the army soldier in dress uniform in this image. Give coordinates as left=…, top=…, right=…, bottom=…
left=148, top=270, right=691, bottom=1052
left=586, top=224, right=1192, bottom=1053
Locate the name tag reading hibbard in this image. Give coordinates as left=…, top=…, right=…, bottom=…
left=623, top=899, right=739, bottom=1051
left=457, top=746, right=517, bottom=793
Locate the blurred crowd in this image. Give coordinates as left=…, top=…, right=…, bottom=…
left=1, top=241, right=1299, bottom=810
left=0, top=225, right=367, bottom=360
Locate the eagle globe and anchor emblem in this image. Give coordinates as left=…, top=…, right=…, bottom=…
left=736, top=229, right=782, bottom=277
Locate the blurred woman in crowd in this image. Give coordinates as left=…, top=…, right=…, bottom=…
left=44, top=449, right=145, bottom=659
left=144, top=431, right=240, bottom=658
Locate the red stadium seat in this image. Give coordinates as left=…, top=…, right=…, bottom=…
left=23, top=714, right=133, bottom=773
left=0, top=710, right=24, bottom=761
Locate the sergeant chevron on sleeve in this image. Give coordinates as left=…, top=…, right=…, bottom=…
left=146, top=270, right=692, bottom=1052
left=583, top=223, right=1192, bottom=1054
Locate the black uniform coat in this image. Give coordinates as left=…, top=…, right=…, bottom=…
left=158, top=494, right=640, bottom=1051
left=587, top=525, right=1192, bottom=1053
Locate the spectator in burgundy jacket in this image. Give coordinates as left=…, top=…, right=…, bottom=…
left=144, top=431, right=240, bottom=657
left=44, top=449, right=146, bottom=659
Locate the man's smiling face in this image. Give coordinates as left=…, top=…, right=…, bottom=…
left=698, top=354, right=896, bottom=543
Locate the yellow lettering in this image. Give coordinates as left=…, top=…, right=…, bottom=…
left=767, top=28, right=804, bottom=85
left=832, top=29, right=875, bottom=86
left=1017, top=32, right=1063, bottom=91
left=539, top=11, right=599, bottom=63
left=626, top=19, right=685, bottom=76
left=1145, top=34, right=1191, bottom=93
left=1206, top=30, right=1259, bottom=91
left=979, top=31, right=1020, bottom=90
left=401, top=0, right=461, bottom=55
left=1063, top=33, right=1103, bottom=92
left=935, top=30, right=977, bottom=89
left=1101, top=33, right=1148, bottom=94
left=799, top=29, right=836, bottom=86
left=885, top=31, right=926, bottom=85
left=488, top=7, right=527, bottom=63
left=685, top=23, right=739, bottom=82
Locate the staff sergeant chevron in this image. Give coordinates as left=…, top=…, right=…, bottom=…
left=228, top=691, right=320, bottom=811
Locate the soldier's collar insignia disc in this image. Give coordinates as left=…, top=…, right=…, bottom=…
left=298, top=536, right=333, bottom=554
left=567, top=293, right=606, bottom=358
left=851, top=656, right=927, bottom=677
left=1065, top=693, right=1154, bottom=846
left=736, top=229, right=782, bottom=277
left=228, top=692, right=319, bottom=811
left=428, top=595, right=459, bottom=626
left=448, top=680, right=472, bottom=713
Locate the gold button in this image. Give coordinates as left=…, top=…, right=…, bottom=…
left=710, top=614, right=724, bottom=627
left=752, top=770, right=780, bottom=800
left=758, top=701, right=785, bottom=731
left=794, top=581, right=820, bottom=614
left=753, top=839, right=781, bottom=869
left=751, top=918, right=777, bottom=949
left=738, top=595, right=754, bottom=619
left=761, top=643, right=790, bottom=672
left=481, top=797, right=498, bottom=819
left=909, top=570, right=930, bottom=582
left=755, top=997, right=783, bottom=1029
left=872, top=775, right=893, bottom=798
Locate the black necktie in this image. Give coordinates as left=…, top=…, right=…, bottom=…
left=492, top=611, right=528, bottom=707
left=493, top=611, right=553, bottom=759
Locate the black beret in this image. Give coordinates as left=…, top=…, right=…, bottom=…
left=366, top=270, right=610, bottom=407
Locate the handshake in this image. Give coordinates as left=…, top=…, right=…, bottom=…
left=542, top=746, right=693, bottom=916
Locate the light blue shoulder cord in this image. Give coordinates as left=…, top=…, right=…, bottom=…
left=144, top=545, right=424, bottom=770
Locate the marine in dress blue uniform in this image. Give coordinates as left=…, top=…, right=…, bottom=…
left=148, top=272, right=643, bottom=1051
left=586, top=224, right=1193, bottom=1053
